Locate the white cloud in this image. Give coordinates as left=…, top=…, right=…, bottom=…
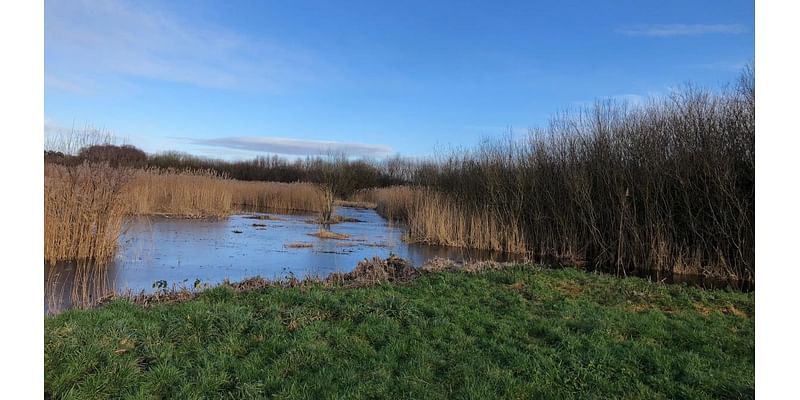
left=190, top=136, right=393, bottom=157
left=617, top=24, right=747, bottom=37
left=45, top=0, right=318, bottom=92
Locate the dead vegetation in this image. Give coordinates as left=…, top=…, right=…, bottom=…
left=306, top=214, right=363, bottom=224
left=284, top=242, right=313, bottom=248
left=334, top=199, right=377, bottom=209
left=353, top=186, right=416, bottom=221
left=308, top=229, right=351, bottom=240
left=244, top=214, right=284, bottom=221
left=44, top=163, right=131, bottom=265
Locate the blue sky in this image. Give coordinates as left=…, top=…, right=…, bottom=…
left=45, top=0, right=754, bottom=159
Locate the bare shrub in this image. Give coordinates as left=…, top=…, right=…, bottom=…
left=405, top=70, right=755, bottom=280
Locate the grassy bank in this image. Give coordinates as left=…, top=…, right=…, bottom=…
left=45, top=266, right=754, bottom=399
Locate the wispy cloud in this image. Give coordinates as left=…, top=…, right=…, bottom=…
left=45, top=0, right=319, bottom=93
left=617, top=24, right=747, bottom=37
left=190, top=136, right=393, bottom=157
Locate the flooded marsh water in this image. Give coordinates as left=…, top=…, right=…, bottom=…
left=45, top=207, right=519, bottom=311
left=45, top=206, right=751, bottom=313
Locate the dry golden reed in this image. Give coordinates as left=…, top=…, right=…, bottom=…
left=353, top=186, right=416, bottom=221
left=44, top=163, right=131, bottom=265
left=126, top=168, right=233, bottom=218
left=406, top=190, right=527, bottom=254
left=225, top=180, right=324, bottom=213
left=358, top=186, right=526, bottom=253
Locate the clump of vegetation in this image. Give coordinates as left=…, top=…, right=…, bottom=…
left=226, top=179, right=324, bottom=214
left=44, top=266, right=754, bottom=399
left=44, top=163, right=131, bottom=265
left=244, top=214, right=284, bottom=221
left=284, top=242, right=313, bottom=248
left=308, top=214, right=363, bottom=224
left=353, top=186, right=416, bottom=221
left=334, top=199, right=378, bottom=209
left=406, top=188, right=528, bottom=253
left=308, top=229, right=351, bottom=240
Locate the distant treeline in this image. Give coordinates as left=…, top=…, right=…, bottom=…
left=44, top=146, right=422, bottom=196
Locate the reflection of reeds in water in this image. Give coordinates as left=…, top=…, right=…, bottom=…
left=45, top=261, right=116, bottom=314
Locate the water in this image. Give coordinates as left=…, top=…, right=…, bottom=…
left=45, top=207, right=519, bottom=311
left=44, top=206, right=751, bottom=313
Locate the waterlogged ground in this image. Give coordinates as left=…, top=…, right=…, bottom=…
left=46, top=207, right=518, bottom=311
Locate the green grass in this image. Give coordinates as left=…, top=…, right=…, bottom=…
left=45, top=266, right=754, bottom=399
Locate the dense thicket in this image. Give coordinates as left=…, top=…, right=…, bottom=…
left=408, top=69, right=754, bottom=279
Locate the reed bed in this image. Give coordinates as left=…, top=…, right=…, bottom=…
left=406, top=189, right=527, bottom=253
left=44, top=163, right=131, bottom=265
left=126, top=169, right=233, bottom=218
left=353, top=186, right=416, bottom=221
left=225, top=180, right=324, bottom=213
